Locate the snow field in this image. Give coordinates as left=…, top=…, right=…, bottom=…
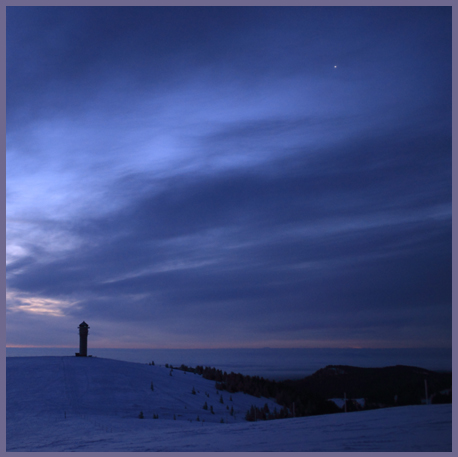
left=6, top=356, right=452, bottom=452
left=7, top=356, right=278, bottom=423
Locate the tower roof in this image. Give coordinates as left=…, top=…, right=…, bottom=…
left=78, top=321, right=89, bottom=328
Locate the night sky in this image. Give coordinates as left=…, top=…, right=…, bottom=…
left=6, top=6, right=452, bottom=349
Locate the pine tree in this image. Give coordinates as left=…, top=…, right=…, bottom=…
left=192, top=387, right=196, bottom=395
left=219, top=394, right=224, bottom=404
left=150, top=381, right=154, bottom=391
left=203, top=401, right=208, bottom=410
left=138, top=411, right=144, bottom=419
left=210, top=405, right=214, bottom=414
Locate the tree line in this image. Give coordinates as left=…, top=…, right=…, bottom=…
left=172, top=364, right=341, bottom=421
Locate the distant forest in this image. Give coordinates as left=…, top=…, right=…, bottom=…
left=167, top=363, right=452, bottom=422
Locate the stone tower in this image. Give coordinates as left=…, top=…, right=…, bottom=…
left=76, top=321, right=90, bottom=357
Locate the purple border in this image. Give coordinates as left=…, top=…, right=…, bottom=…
left=3, top=2, right=454, bottom=457
left=452, top=2, right=456, bottom=455
left=1, top=4, right=6, bottom=457
left=1, top=6, right=5, bottom=457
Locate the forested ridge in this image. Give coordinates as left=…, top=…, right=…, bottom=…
left=286, top=365, right=452, bottom=410
left=170, top=363, right=452, bottom=421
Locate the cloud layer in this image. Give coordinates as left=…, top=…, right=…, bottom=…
left=6, top=6, right=451, bottom=348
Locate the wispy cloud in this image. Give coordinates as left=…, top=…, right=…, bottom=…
left=7, top=289, right=80, bottom=317
left=6, top=6, right=451, bottom=348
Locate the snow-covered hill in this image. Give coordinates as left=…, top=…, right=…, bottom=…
left=7, top=356, right=452, bottom=452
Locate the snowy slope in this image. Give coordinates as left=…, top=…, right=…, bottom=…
left=6, top=356, right=452, bottom=452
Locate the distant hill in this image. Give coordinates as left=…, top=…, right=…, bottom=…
left=284, top=365, right=452, bottom=409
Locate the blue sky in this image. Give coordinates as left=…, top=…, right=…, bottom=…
left=6, top=6, right=451, bottom=349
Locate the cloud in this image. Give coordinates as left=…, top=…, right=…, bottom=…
left=6, top=6, right=451, bottom=348
left=6, top=136, right=451, bottom=345
left=7, top=289, right=80, bottom=317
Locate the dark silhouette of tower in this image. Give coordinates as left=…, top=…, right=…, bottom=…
left=76, top=321, right=89, bottom=357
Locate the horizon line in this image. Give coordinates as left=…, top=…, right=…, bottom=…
left=6, top=345, right=452, bottom=350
